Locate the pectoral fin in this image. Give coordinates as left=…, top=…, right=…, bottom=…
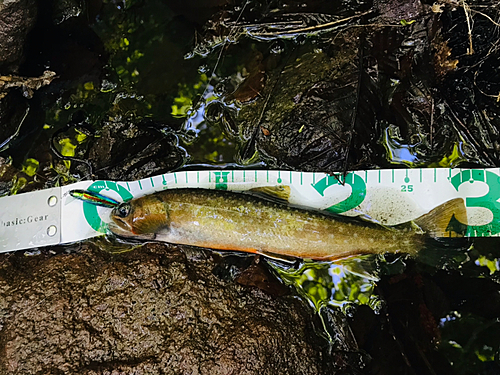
left=248, top=185, right=291, bottom=204
left=414, top=198, right=468, bottom=238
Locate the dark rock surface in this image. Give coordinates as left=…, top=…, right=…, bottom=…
left=0, top=156, right=16, bottom=194
left=87, top=120, right=186, bottom=181
left=0, top=243, right=337, bottom=375
left=0, top=0, right=38, bottom=73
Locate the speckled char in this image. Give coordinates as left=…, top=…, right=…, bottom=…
left=110, top=189, right=431, bottom=261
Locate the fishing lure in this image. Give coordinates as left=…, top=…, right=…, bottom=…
left=69, top=189, right=120, bottom=208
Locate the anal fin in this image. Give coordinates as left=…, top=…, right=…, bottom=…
left=257, top=249, right=297, bottom=263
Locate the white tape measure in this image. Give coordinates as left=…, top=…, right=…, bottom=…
left=1, top=168, right=499, bottom=253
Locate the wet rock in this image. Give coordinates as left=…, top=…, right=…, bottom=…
left=437, top=6, right=500, bottom=166
left=51, top=0, right=84, bottom=25
left=167, top=0, right=230, bottom=24
left=0, top=0, right=38, bottom=73
left=0, top=70, right=56, bottom=99
left=0, top=92, right=28, bottom=152
left=0, top=243, right=338, bottom=374
left=197, top=5, right=385, bottom=171
left=0, top=157, right=16, bottom=194
left=225, top=31, right=372, bottom=173
left=374, top=0, right=424, bottom=23
left=256, top=75, right=355, bottom=172
left=87, top=121, right=186, bottom=180
left=197, top=0, right=500, bottom=169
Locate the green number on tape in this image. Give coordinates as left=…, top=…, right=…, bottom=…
left=451, top=170, right=500, bottom=236
left=312, top=173, right=366, bottom=213
left=83, top=181, right=134, bottom=232
left=401, top=185, right=413, bottom=192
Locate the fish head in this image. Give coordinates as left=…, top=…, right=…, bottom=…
left=109, top=195, right=170, bottom=240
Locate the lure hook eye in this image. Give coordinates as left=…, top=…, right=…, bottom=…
left=116, top=203, right=131, bottom=218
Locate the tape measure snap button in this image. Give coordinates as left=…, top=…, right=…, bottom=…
left=48, top=196, right=58, bottom=207
left=47, top=225, right=57, bottom=237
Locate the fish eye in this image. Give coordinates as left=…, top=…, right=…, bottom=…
left=116, top=203, right=131, bottom=218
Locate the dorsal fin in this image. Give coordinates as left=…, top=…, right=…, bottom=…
left=414, top=198, right=468, bottom=238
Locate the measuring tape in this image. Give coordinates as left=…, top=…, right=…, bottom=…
left=1, top=168, right=499, bottom=253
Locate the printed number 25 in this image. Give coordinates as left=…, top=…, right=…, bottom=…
left=401, top=185, right=413, bottom=192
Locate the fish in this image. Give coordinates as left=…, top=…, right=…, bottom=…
left=108, top=188, right=468, bottom=261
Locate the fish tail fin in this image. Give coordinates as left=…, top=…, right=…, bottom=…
left=414, top=198, right=468, bottom=238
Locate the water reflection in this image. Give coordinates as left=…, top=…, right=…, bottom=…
left=265, top=237, right=500, bottom=372
left=269, top=256, right=384, bottom=315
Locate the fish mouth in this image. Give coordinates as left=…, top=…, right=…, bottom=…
left=109, top=215, right=132, bottom=233
left=108, top=219, right=156, bottom=240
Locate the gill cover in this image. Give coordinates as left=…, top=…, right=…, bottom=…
left=112, top=195, right=170, bottom=235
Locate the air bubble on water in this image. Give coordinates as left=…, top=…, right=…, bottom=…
left=198, top=65, right=209, bottom=74
left=270, top=42, right=285, bottom=54
left=341, top=302, right=357, bottom=317
left=101, top=79, right=118, bottom=93
left=368, top=295, right=385, bottom=315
